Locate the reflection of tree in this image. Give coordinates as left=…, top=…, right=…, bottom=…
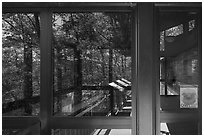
left=2, top=13, right=40, bottom=115
left=2, top=12, right=132, bottom=116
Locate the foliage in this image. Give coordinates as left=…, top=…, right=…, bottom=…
left=2, top=12, right=132, bottom=116
left=2, top=13, right=40, bottom=115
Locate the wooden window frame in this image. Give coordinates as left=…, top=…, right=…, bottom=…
left=2, top=2, right=201, bottom=135
left=2, top=2, right=135, bottom=135
left=154, top=2, right=202, bottom=135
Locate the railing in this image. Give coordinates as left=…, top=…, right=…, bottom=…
left=3, top=78, right=132, bottom=135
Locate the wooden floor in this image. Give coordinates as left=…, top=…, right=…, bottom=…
left=93, top=129, right=131, bottom=135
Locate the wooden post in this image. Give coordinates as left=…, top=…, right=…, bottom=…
left=24, top=43, right=33, bottom=115
left=109, top=48, right=114, bottom=115
left=40, top=9, right=53, bottom=134
left=136, top=3, right=156, bottom=134
left=154, top=6, right=161, bottom=135
left=131, top=4, right=137, bottom=134
left=73, top=49, right=82, bottom=111
left=56, top=47, right=62, bottom=113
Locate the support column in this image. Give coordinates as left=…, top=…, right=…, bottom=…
left=73, top=49, right=82, bottom=113
left=109, top=48, right=114, bottom=115
left=40, top=10, right=53, bottom=135
left=135, top=3, right=156, bottom=135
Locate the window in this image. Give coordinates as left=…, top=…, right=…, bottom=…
left=2, top=2, right=201, bottom=135
left=159, top=9, right=200, bottom=135
left=2, top=13, right=40, bottom=116
left=52, top=12, right=132, bottom=118
left=165, top=24, right=183, bottom=37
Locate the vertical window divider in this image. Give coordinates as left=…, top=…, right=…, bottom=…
left=131, top=4, right=137, bottom=135
left=153, top=5, right=161, bottom=135
left=40, top=9, right=53, bottom=135
left=136, top=3, right=156, bottom=135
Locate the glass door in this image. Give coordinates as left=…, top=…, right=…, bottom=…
left=158, top=6, right=202, bottom=135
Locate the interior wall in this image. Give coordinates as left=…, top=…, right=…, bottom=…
left=166, top=47, right=198, bottom=85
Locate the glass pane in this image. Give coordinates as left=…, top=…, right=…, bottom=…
left=54, top=90, right=110, bottom=116
left=2, top=13, right=40, bottom=116
left=52, top=12, right=132, bottom=117
left=82, top=49, right=109, bottom=86
left=52, top=129, right=131, bottom=135
left=159, top=11, right=199, bottom=134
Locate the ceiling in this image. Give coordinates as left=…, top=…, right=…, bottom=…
left=160, top=12, right=198, bottom=57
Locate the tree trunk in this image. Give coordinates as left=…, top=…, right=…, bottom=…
left=56, top=47, right=63, bottom=113
left=24, top=44, right=33, bottom=115
left=73, top=49, right=82, bottom=112
left=100, top=49, right=106, bottom=85
left=34, top=13, right=40, bottom=39
left=109, top=48, right=115, bottom=115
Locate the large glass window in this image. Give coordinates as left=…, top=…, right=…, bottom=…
left=52, top=12, right=132, bottom=117
left=2, top=13, right=40, bottom=116
left=159, top=11, right=200, bottom=135
left=3, top=2, right=201, bottom=135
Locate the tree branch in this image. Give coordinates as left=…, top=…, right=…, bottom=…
left=25, top=14, right=36, bottom=31
left=34, top=13, right=40, bottom=38
left=2, top=18, right=20, bottom=34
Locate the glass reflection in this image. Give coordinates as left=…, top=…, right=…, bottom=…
left=52, top=12, right=132, bottom=117
left=2, top=13, right=40, bottom=116
left=159, top=11, right=199, bottom=135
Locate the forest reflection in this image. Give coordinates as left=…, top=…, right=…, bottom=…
left=52, top=12, right=132, bottom=117
left=2, top=12, right=132, bottom=117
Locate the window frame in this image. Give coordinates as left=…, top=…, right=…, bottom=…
left=2, top=2, right=136, bottom=135
left=2, top=2, right=201, bottom=135
left=154, top=3, right=202, bottom=135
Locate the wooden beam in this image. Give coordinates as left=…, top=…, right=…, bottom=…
left=2, top=85, right=130, bottom=114
left=40, top=9, right=53, bottom=135
left=2, top=117, right=39, bottom=129
left=17, top=122, right=40, bottom=135
left=75, top=96, right=107, bottom=117
left=2, top=2, right=135, bottom=13
left=131, top=4, right=137, bottom=135
left=2, top=96, right=40, bottom=113
left=155, top=2, right=201, bottom=8
left=50, top=117, right=131, bottom=129
left=160, top=111, right=199, bottom=123
left=153, top=5, right=161, bottom=135
left=109, top=49, right=115, bottom=115
left=137, top=3, right=155, bottom=135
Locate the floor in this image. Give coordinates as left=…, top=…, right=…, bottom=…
left=93, top=129, right=131, bottom=135
left=92, top=123, right=169, bottom=135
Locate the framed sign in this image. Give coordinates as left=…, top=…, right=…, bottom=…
left=180, top=85, right=198, bottom=108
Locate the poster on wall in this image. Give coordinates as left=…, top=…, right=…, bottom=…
left=180, top=85, right=198, bottom=108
